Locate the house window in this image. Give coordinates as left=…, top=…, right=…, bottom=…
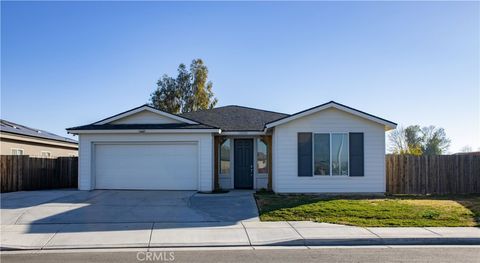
left=313, top=134, right=330, bottom=175
left=332, top=133, right=349, bottom=175
left=313, top=133, right=349, bottom=176
left=41, top=151, right=51, bottom=158
left=257, top=138, right=268, bottom=174
left=11, top=148, right=24, bottom=155
left=219, top=139, right=231, bottom=174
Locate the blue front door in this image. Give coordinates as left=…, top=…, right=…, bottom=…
left=234, top=139, right=254, bottom=189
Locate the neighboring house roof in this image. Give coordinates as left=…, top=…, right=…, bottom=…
left=265, top=101, right=397, bottom=131
left=179, top=105, right=289, bottom=131
left=1, top=119, right=78, bottom=144
left=454, top=151, right=480, bottom=156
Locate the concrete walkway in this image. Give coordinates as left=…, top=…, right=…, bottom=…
left=2, top=221, right=480, bottom=250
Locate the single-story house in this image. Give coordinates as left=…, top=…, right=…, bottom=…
left=1, top=119, right=78, bottom=157
left=67, top=101, right=396, bottom=193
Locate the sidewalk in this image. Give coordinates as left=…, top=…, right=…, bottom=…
left=2, top=221, right=480, bottom=250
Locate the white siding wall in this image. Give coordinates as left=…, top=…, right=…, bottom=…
left=272, top=108, right=386, bottom=193
left=219, top=177, right=232, bottom=189
left=256, top=176, right=268, bottom=189
left=78, top=133, right=213, bottom=191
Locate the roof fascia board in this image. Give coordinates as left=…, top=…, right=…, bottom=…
left=265, top=102, right=397, bottom=130
left=68, top=129, right=221, bottom=134
left=221, top=131, right=266, bottom=136
left=94, top=106, right=198, bottom=125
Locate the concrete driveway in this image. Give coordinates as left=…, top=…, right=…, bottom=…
left=1, top=189, right=259, bottom=225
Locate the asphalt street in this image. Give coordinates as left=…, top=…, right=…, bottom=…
left=2, top=246, right=480, bottom=263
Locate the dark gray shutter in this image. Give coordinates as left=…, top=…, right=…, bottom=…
left=349, top=133, right=364, bottom=176
left=298, top=133, right=313, bottom=177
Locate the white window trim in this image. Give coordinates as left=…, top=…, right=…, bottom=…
left=11, top=148, right=24, bottom=155
left=219, top=139, right=232, bottom=177
left=218, top=137, right=264, bottom=190
left=41, top=151, right=52, bottom=157
left=312, top=133, right=349, bottom=177
left=256, top=138, right=269, bottom=176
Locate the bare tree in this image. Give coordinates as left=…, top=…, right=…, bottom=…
left=459, top=145, right=473, bottom=153
left=388, top=125, right=450, bottom=155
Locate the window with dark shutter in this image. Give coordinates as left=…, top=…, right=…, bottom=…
left=349, top=133, right=364, bottom=176
left=298, top=133, right=313, bottom=177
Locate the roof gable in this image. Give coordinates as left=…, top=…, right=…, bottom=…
left=95, top=105, right=198, bottom=125
left=110, top=110, right=183, bottom=124
left=265, top=101, right=397, bottom=131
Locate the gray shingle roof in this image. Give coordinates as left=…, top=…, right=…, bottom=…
left=179, top=105, right=289, bottom=131
left=67, top=123, right=216, bottom=131
left=66, top=102, right=396, bottom=133
left=1, top=119, right=77, bottom=144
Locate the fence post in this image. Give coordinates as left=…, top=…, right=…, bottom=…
left=424, top=155, right=429, bottom=194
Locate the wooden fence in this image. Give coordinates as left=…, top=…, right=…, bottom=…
left=2, top=154, right=479, bottom=194
left=386, top=154, right=480, bottom=194
left=0, top=155, right=78, bottom=193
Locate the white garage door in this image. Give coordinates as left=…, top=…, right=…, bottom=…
left=94, top=142, right=198, bottom=190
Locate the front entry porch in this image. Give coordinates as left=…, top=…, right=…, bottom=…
left=213, top=135, right=272, bottom=191
left=234, top=139, right=254, bottom=189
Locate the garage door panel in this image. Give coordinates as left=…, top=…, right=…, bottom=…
left=95, top=143, right=198, bottom=190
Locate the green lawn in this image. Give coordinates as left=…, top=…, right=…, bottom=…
left=254, top=193, right=480, bottom=227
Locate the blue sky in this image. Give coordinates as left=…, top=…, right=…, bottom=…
left=1, top=1, right=479, bottom=152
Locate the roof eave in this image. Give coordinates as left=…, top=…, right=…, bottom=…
left=220, top=131, right=267, bottom=136
left=67, top=128, right=222, bottom=135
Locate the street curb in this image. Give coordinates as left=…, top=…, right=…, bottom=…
left=2, top=237, right=480, bottom=251
left=303, top=237, right=480, bottom=246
